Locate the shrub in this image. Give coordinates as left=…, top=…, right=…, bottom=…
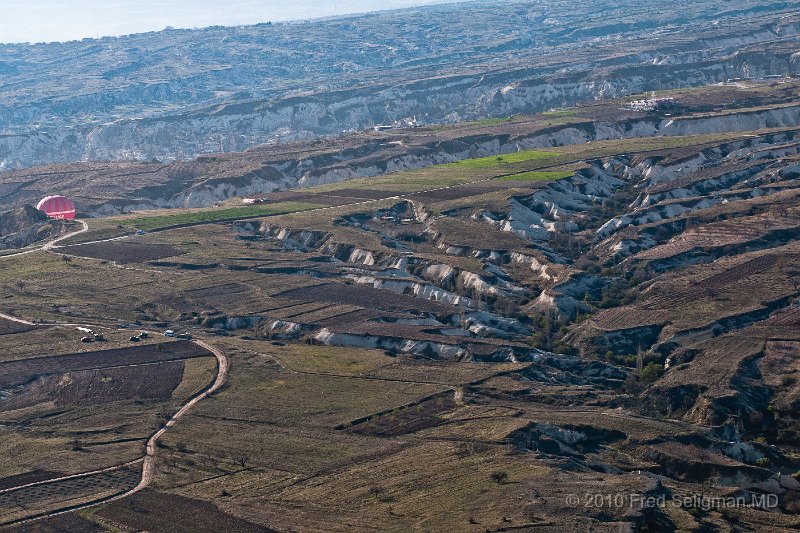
left=640, top=362, right=664, bottom=384
left=491, top=471, right=509, bottom=484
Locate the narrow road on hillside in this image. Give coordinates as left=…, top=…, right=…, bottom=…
left=0, top=219, right=88, bottom=260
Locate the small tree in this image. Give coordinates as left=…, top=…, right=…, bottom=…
left=640, top=362, right=664, bottom=384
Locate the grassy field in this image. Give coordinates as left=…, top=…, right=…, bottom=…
left=119, top=202, right=322, bottom=231
left=443, top=149, right=557, bottom=169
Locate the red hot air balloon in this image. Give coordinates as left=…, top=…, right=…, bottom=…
left=36, top=196, right=76, bottom=220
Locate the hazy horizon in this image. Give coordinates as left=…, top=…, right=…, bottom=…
left=0, top=0, right=472, bottom=44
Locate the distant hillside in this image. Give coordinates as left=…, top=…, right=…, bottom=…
left=3, top=80, right=800, bottom=216
left=0, top=0, right=798, bottom=169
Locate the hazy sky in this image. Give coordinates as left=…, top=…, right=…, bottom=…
left=0, top=0, right=468, bottom=43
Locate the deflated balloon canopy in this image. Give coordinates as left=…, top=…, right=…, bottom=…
left=36, top=195, right=76, bottom=220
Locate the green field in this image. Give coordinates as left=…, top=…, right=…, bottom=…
left=119, top=202, right=323, bottom=231
left=444, top=149, right=557, bottom=169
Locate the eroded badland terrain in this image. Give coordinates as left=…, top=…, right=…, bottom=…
left=0, top=78, right=799, bottom=532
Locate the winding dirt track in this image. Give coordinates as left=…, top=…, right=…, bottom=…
left=133, top=339, right=228, bottom=493
left=0, top=219, right=88, bottom=260
left=0, top=313, right=228, bottom=526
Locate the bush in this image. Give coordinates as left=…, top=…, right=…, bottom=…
left=640, top=362, right=664, bottom=384
left=491, top=471, right=509, bottom=484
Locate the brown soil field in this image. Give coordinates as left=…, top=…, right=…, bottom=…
left=348, top=393, right=458, bottom=437
left=342, top=321, right=526, bottom=349
left=60, top=242, right=183, bottom=264
left=0, top=471, right=62, bottom=491
left=409, top=186, right=497, bottom=202
left=322, top=188, right=404, bottom=200
left=91, top=490, right=276, bottom=533
left=49, top=361, right=185, bottom=406
left=317, top=309, right=389, bottom=327
left=182, top=283, right=254, bottom=307
left=264, top=191, right=369, bottom=206
left=430, top=217, right=531, bottom=251
left=7, top=512, right=106, bottom=533
left=269, top=188, right=403, bottom=202
left=698, top=253, right=784, bottom=289
left=408, top=185, right=511, bottom=202
left=768, top=305, right=800, bottom=327
left=284, top=304, right=365, bottom=324
left=634, top=213, right=800, bottom=261
left=0, top=341, right=211, bottom=388
left=0, top=466, right=140, bottom=525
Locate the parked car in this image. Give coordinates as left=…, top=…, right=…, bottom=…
left=130, top=336, right=141, bottom=342
left=81, top=336, right=94, bottom=343
left=164, top=330, right=176, bottom=337
left=140, top=331, right=149, bottom=339
left=176, top=333, right=193, bottom=340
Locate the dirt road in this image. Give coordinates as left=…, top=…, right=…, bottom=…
left=130, top=339, right=229, bottom=492
left=0, top=219, right=88, bottom=260
left=0, top=313, right=229, bottom=527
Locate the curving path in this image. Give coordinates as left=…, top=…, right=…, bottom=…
left=131, top=339, right=228, bottom=493
left=0, top=220, right=88, bottom=260
left=0, top=311, right=229, bottom=527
